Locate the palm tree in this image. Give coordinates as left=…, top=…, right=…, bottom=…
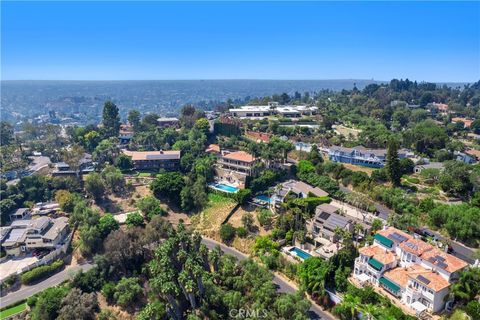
left=341, top=293, right=362, bottom=320
left=358, top=303, right=380, bottom=320
left=353, top=223, right=364, bottom=248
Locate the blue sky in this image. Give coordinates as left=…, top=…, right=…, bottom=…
left=2, top=1, right=479, bottom=82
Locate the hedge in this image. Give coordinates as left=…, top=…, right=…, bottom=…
left=21, top=259, right=64, bottom=285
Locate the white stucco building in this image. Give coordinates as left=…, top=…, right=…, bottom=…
left=354, top=227, right=468, bottom=314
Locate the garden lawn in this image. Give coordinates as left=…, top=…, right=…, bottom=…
left=0, top=303, right=26, bottom=319
left=138, top=172, right=152, bottom=177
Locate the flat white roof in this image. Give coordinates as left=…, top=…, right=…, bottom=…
left=357, top=273, right=370, bottom=283
left=229, top=105, right=271, bottom=112
left=411, top=301, right=428, bottom=313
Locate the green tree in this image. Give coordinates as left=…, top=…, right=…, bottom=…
left=137, top=301, right=167, bottom=320
left=450, top=267, right=480, bottom=304
left=83, top=130, right=102, bottom=152
left=257, top=209, right=273, bottom=229
left=219, top=223, right=236, bottom=243
left=151, top=172, right=185, bottom=205
left=308, top=144, right=323, bottom=165
left=125, top=212, right=144, bottom=228
left=234, top=188, right=252, bottom=204
left=385, top=139, right=401, bottom=186
left=98, top=213, right=120, bottom=238
left=85, top=172, right=105, bottom=202
left=241, top=212, right=254, bottom=231
left=136, top=196, right=167, bottom=220
left=439, top=161, right=473, bottom=197
left=127, top=109, right=141, bottom=131
left=114, top=277, right=143, bottom=308
left=61, top=144, right=86, bottom=177
left=29, top=286, right=69, bottom=320
left=101, top=165, right=125, bottom=194
left=102, top=101, right=121, bottom=138
left=54, top=190, right=77, bottom=213
left=0, top=121, right=14, bottom=146
left=115, top=154, right=133, bottom=171
left=57, top=288, right=99, bottom=320
left=93, top=138, right=120, bottom=167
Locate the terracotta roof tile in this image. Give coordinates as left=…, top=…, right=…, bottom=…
left=223, top=151, right=256, bottom=163
left=421, top=248, right=468, bottom=274
left=359, top=245, right=397, bottom=265
left=383, top=267, right=410, bottom=288
left=206, top=144, right=221, bottom=153
left=406, top=265, right=451, bottom=292
left=400, top=238, right=434, bottom=256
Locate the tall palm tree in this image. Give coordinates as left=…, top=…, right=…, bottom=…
left=341, top=293, right=362, bottom=320
left=358, top=303, right=380, bottom=320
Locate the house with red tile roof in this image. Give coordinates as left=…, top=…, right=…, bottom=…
left=452, top=117, right=473, bottom=128
left=215, top=150, right=258, bottom=188
left=353, top=226, right=469, bottom=314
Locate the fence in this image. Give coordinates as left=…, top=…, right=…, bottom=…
left=1, top=232, right=73, bottom=285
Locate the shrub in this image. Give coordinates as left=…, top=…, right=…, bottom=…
left=236, top=227, right=248, bottom=238
left=257, top=209, right=273, bottom=229
left=219, top=223, right=236, bottom=243
left=114, top=277, right=143, bottom=308
left=21, top=260, right=64, bottom=285
left=101, top=282, right=116, bottom=304
left=234, top=189, right=252, bottom=204
left=125, top=212, right=144, bottom=228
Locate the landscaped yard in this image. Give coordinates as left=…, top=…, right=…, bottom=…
left=0, top=303, right=26, bottom=319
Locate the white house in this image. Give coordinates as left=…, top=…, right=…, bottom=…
left=353, top=227, right=468, bottom=314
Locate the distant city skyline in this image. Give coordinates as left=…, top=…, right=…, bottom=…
left=1, top=1, right=479, bottom=82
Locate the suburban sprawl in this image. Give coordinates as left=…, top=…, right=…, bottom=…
left=1, top=79, right=480, bottom=320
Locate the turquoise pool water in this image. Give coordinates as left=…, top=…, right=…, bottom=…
left=255, top=195, right=272, bottom=203
left=290, top=247, right=312, bottom=260
left=211, top=183, right=239, bottom=193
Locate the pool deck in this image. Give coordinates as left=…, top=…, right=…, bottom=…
left=282, top=246, right=316, bottom=263
left=209, top=183, right=239, bottom=194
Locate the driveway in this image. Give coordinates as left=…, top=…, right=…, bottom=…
left=0, top=263, right=93, bottom=308
left=0, top=257, right=39, bottom=282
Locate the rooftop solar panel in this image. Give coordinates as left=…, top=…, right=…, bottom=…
left=6, top=228, right=25, bottom=242
left=388, top=232, right=408, bottom=243
left=428, top=257, right=437, bottom=263
left=437, top=262, right=448, bottom=269
left=405, top=242, right=418, bottom=251
left=435, top=256, right=445, bottom=262
left=417, top=275, right=431, bottom=285
left=318, top=212, right=331, bottom=220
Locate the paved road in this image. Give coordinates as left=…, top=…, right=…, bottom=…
left=0, top=263, right=93, bottom=308
left=201, top=238, right=336, bottom=320
left=422, top=228, right=476, bottom=264
left=1, top=241, right=335, bottom=319
left=340, top=186, right=476, bottom=264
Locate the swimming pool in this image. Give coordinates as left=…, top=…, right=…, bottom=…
left=254, top=194, right=272, bottom=203
left=289, top=247, right=312, bottom=260
left=210, top=183, right=239, bottom=193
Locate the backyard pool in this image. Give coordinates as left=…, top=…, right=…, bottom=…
left=254, top=194, right=272, bottom=203
left=289, top=247, right=312, bottom=260
left=210, top=183, right=239, bottom=193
